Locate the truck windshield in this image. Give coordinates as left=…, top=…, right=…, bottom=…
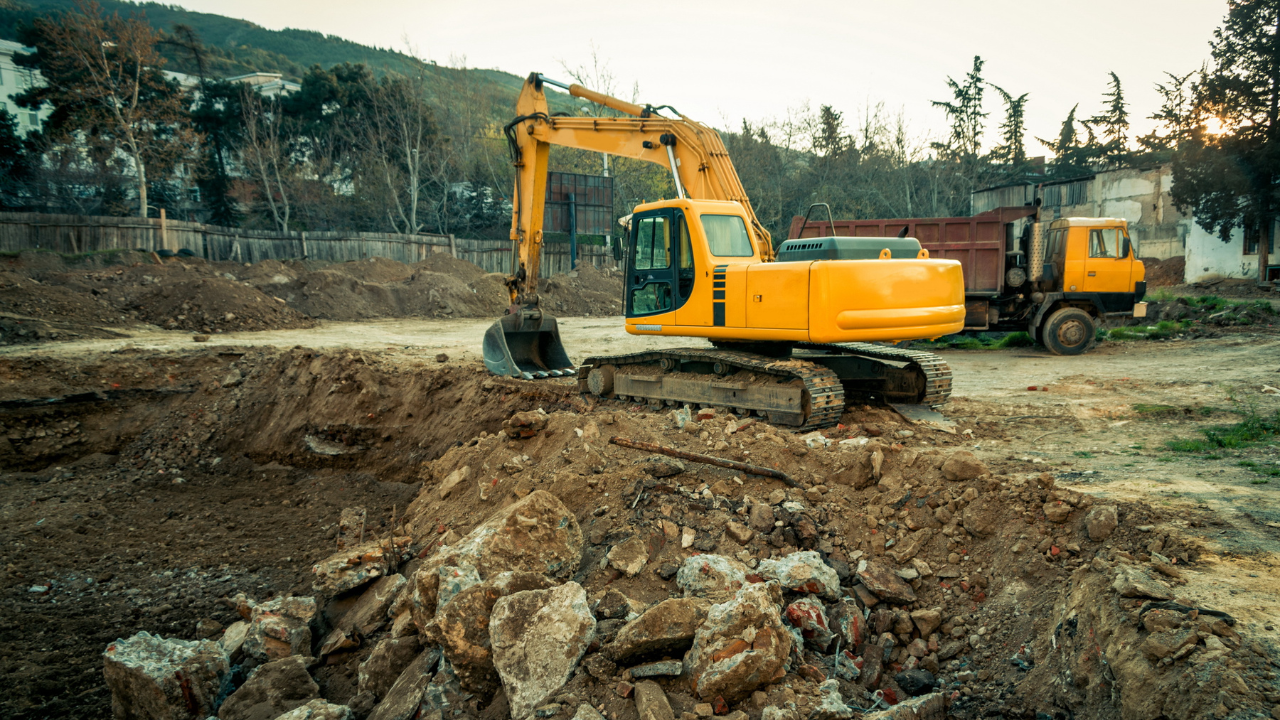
left=701, top=215, right=754, bottom=257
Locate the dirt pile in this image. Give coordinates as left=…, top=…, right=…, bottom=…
left=1142, top=256, right=1185, bottom=287
left=0, top=250, right=623, bottom=343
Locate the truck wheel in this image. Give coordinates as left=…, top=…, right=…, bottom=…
left=1041, top=308, right=1097, bottom=356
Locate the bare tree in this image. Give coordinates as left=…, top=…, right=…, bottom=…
left=240, top=90, right=293, bottom=232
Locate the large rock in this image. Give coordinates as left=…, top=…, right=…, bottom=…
left=756, top=551, right=840, bottom=600
left=606, top=597, right=712, bottom=663
left=633, top=681, right=676, bottom=720
left=218, top=655, right=319, bottom=720
left=861, top=692, right=945, bottom=719
left=886, top=529, right=933, bottom=564
left=828, top=599, right=865, bottom=649
left=244, top=596, right=317, bottom=661
left=684, top=583, right=792, bottom=702
left=490, top=582, right=596, bottom=720
left=676, top=555, right=748, bottom=603
left=312, top=538, right=412, bottom=594
left=910, top=609, right=941, bottom=638
left=960, top=497, right=1001, bottom=537
left=1112, top=565, right=1174, bottom=600
left=1085, top=505, right=1119, bottom=541
left=103, top=631, right=229, bottom=720
left=423, top=571, right=557, bottom=693
left=1043, top=501, right=1073, bottom=524
left=409, top=491, right=583, bottom=630
left=275, top=699, right=352, bottom=720
left=358, top=636, right=422, bottom=700
left=366, top=648, right=441, bottom=720
left=941, top=452, right=987, bottom=481
left=321, top=574, right=406, bottom=655
left=856, top=562, right=917, bottom=605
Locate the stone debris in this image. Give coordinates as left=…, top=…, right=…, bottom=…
left=684, top=583, right=791, bottom=702
left=503, top=410, right=548, bottom=438
left=320, top=574, right=406, bottom=655
left=423, top=571, right=557, bottom=694
left=366, top=648, right=440, bottom=720
left=607, top=536, right=649, bottom=577
left=940, top=451, right=987, bottom=481
left=217, top=655, right=319, bottom=720
left=1084, top=505, right=1119, bottom=540
left=244, top=596, right=317, bottom=661
left=312, top=538, right=411, bottom=594
left=633, top=680, right=676, bottom=720
left=810, top=679, right=853, bottom=720
left=490, top=582, right=597, bottom=720
left=783, top=598, right=834, bottom=651
left=274, top=699, right=353, bottom=720
left=676, top=554, right=748, bottom=603
left=103, top=631, right=229, bottom=720
left=220, top=620, right=250, bottom=664
left=756, top=551, right=840, bottom=600
left=629, top=659, right=684, bottom=678
left=606, top=597, right=711, bottom=663
left=1112, top=565, right=1175, bottom=600
left=358, top=636, right=423, bottom=700
left=862, top=692, right=945, bottom=719
left=856, top=561, right=917, bottom=605
left=408, top=490, right=583, bottom=628
left=437, top=466, right=471, bottom=500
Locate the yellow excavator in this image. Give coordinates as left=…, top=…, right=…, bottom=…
left=482, top=73, right=966, bottom=428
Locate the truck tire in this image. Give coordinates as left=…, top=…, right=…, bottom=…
left=1041, top=307, right=1096, bottom=356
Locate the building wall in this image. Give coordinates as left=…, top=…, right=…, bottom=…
left=0, top=40, right=50, bottom=136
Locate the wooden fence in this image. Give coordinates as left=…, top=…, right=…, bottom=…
left=0, top=212, right=613, bottom=277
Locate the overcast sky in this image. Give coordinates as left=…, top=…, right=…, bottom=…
left=177, top=0, right=1227, bottom=156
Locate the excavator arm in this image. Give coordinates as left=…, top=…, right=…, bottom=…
left=504, top=72, right=773, bottom=306
left=484, top=72, right=772, bottom=380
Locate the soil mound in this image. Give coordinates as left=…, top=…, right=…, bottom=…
left=128, top=276, right=318, bottom=332
left=540, top=263, right=623, bottom=316
left=413, top=252, right=489, bottom=284
left=1142, top=256, right=1185, bottom=287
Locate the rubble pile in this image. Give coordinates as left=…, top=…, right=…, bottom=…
left=91, top=399, right=1278, bottom=720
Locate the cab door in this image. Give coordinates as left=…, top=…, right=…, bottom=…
left=1082, top=226, right=1131, bottom=294
left=627, top=211, right=679, bottom=319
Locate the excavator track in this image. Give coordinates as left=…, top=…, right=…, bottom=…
left=795, top=342, right=953, bottom=407
left=578, top=343, right=951, bottom=430
left=578, top=348, right=845, bottom=431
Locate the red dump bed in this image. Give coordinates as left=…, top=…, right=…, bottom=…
left=787, top=207, right=1036, bottom=295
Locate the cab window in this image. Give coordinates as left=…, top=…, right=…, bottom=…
left=1089, top=228, right=1120, bottom=258
left=677, top=213, right=695, bottom=299
left=702, top=215, right=754, bottom=257
left=634, top=216, right=670, bottom=270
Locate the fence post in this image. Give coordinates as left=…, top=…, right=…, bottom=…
left=301, top=231, right=307, bottom=259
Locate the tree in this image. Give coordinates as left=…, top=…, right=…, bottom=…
left=1170, top=0, right=1280, bottom=282
left=190, top=79, right=246, bottom=226
left=0, top=110, right=32, bottom=209
left=15, top=0, right=195, bottom=218
left=1138, top=70, right=1205, bottom=155
left=1038, top=105, right=1096, bottom=178
left=1088, top=72, right=1131, bottom=166
left=240, top=90, right=295, bottom=232
left=988, top=83, right=1030, bottom=175
left=931, top=56, right=988, bottom=161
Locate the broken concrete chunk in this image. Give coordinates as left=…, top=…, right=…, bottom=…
left=244, top=596, right=317, bottom=662
left=756, top=551, right=840, bottom=600
left=103, top=631, right=229, bottom=720
left=886, top=529, right=934, bottom=564
left=366, top=648, right=441, bottom=720
left=409, top=490, right=583, bottom=630
left=608, top=536, right=649, bottom=577
left=438, top=466, right=471, bottom=499
left=725, top=521, right=754, bottom=545
left=1084, top=505, right=1119, bottom=541
left=436, top=566, right=482, bottom=613
left=312, top=538, right=411, bottom=594
left=573, top=704, right=607, bottom=720
left=220, top=620, right=250, bottom=664
left=676, top=554, right=748, bottom=604
left=634, top=680, right=676, bottom=720
left=630, top=660, right=684, bottom=678
left=861, top=692, right=945, bottom=719
left=321, top=574, right=407, bottom=656
left=503, top=411, right=548, bottom=438
left=828, top=599, right=866, bottom=648
left=358, top=636, right=422, bottom=700
left=684, top=583, right=792, bottom=702
left=941, top=451, right=987, bottom=481
left=810, top=679, right=853, bottom=720
left=218, top=655, right=319, bottom=720
left=607, top=596, right=711, bottom=663
left=784, top=598, right=834, bottom=651
left=490, top=582, right=597, bottom=720
left=910, top=609, right=941, bottom=638
left=275, top=699, right=353, bottom=720
left=1112, top=565, right=1174, bottom=600
left=424, top=571, right=557, bottom=694
left=856, top=561, right=917, bottom=605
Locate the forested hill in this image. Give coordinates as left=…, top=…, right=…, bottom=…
left=0, top=0, right=536, bottom=102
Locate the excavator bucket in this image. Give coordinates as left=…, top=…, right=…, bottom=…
left=482, top=310, right=576, bottom=380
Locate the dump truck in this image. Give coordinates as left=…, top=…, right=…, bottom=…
left=786, top=204, right=1148, bottom=355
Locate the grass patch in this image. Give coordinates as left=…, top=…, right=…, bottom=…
left=1134, top=403, right=1181, bottom=416
left=1074, top=451, right=1095, bottom=458
left=1108, top=320, right=1188, bottom=341
left=992, top=331, right=1034, bottom=348
left=1164, top=397, right=1280, bottom=485
left=1251, top=479, right=1270, bottom=484
left=1156, top=455, right=1177, bottom=462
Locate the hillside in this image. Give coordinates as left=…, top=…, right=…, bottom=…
left=0, top=0, right=568, bottom=112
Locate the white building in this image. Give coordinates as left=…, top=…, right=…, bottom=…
left=226, top=72, right=300, bottom=97
left=973, top=163, right=1263, bottom=284
left=0, top=39, right=51, bottom=135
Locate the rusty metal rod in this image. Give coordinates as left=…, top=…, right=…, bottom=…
left=608, top=436, right=797, bottom=487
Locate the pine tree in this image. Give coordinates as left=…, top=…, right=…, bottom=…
left=931, top=56, right=988, bottom=161
left=1037, top=105, right=1093, bottom=178
left=1088, top=72, right=1130, bottom=166
left=988, top=83, right=1029, bottom=173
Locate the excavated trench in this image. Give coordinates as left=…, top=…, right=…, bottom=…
left=0, top=347, right=1276, bottom=720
